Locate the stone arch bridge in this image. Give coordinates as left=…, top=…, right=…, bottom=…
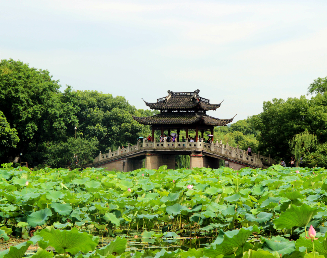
left=91, top=139, right=275, bottom=171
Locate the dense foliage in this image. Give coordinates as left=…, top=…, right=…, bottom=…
left=1, top=165, right=327, bottom=257
left=0, top=59, right=155, bottom=168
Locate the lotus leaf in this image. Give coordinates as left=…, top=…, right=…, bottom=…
left=274, top=204, right=319, bottom=229
left=30, top=249, right=54, bottom=257
left=0, top=240, right=33, bottom=258
left=104, top=212, right=120, bottom=226
left=51, top=203, right=72, bottom=216
left=27, top=208, right=53, bottom=227
left=243, top=249, right=280, bottom=258
left=245, top=212, right=273, bottom=224
left=210, top=226, right=260, bottom=255
left=160, top=192, right=180, bottom=203
left=262, top=236, right=295, bottom=255
left=96, top=237, right=127, bottom=256
left=141, top=230, right=155, bottom=244
left=0, top=229, right=9, bottom=241
left=224, top=194, right=241, bottom=203
left=37, top=227, right=98, bottom=255
left=85, top=180, right=101, bottom=189
left=166, top=203, right=189, bottom=216
left=221, top=205, right=236, bottom=216
left=46, top=191, right=65, bottom=201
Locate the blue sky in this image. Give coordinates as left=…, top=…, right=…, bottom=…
left=1, top=0, right=327, bottom=121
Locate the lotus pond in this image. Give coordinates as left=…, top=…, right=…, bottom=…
left=1, top=164, right=327, bottom=257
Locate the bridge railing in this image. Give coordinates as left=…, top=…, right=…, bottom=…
left=94, top=138, right=275, bottom=168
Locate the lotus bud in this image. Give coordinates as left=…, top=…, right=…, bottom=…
left=26, top=181, right=29, bottom=186
left=306, top=225, right=318, bottom=241
left=128, top=188, right=131, bottom=192
left=142, top=174, right=144, bottom=176
left=187, top=185, right=193, bottom=190
left=296, top=170, right=299, bottom=174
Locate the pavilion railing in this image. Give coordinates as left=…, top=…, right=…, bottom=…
left=94, top=138, right=275, bottom=168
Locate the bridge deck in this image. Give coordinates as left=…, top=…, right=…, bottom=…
left=92, top=139, right=274, bottom=169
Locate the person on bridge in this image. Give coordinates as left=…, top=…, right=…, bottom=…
left=247, top=146, right=252, bottom=156
left=147, top=135, right=152, bottom=142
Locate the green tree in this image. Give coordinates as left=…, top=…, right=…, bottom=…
left=308, top=76, right=327, bottom=95
left=0, top=111, right=19, bottom=155
left=44, top=137, right=99, bottom=168
left=290, top=130, right=317, bottom=166
left=0, top=59, right=77, bottom=165
left=252, top=96, right=310, bottom=161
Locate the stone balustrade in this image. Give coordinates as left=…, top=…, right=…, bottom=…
left=93, top=138, right=275, bottom=168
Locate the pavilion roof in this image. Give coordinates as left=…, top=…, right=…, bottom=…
left=133, top=113, right=234, bottom=126
left=143, top=89, right=222, bottom=111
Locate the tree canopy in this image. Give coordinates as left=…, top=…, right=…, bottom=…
left=0, top=59, right=153, bottom=168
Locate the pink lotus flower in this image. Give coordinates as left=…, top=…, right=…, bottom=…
left=296, top=170, right=299, bottom=174
left=142, top=174, right=144, bottom=176
left=128, top=188, right=131, bottom=192
left=25, top=181, right=29, bottom=186
left=306, top=225, right=318, bottom=242
left=173, top=180, right=175, bottom=183
left=187, top=185, right=193, bottom=190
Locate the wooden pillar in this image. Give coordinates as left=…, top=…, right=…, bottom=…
left=186, top=128, right=189, bottom=139
left=196, top=126, right=198, bottom=142
left=152, top=127, right=154, bottom=142
left=177, top=129, right=180, bottom=142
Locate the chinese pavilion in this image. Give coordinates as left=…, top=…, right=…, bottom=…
left=133, top=89, right=235, bottom=141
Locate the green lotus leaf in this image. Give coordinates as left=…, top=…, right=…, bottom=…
left=85, top=180, right=101, bottom=189
left=224, top=194, right=241, bottom=203
left=303, top=253, right=325, bottom=258
left=280, top=190, right=304, bottom=200
left=71, top=178, right=89, bottom=185
left=27, top=208, right=53, bottom=227
left=221, top=205, right=236, bottom=216
left=160, top=192, right=180, bottom=203
left=296, top=237, right=327, bottom=254
left=306, top=195, right=320, bottom=202
left=96, top=237, right=127, bottom=256
left=141, top=231, right=155, bottom=244
left=243, top=249, right=280, bottom=258
left=245, top=212, right=273, bottom=224
left=0, top=240, right=36, bottom=257
left=210, top=226, right=260, bottom=256
left=204, top=186, right=222, bottom=195
left=1, top=204, right=16, bottom=213
left=46, top=191, right=65, bottom=201
left=261, top=197, right=280, bottom=208
left=17, top=222, right=29, bottom=228
left=30, top=249, right=54, bottom=257
left=22, top=192, right=41, bottom=201
left=163, top=232, right=180, bottom=243
left=262, top=236, right=295, bottom=255
left=118, top=180, right=133, bottom=190
left=51, top=203, right=72, bottom=216
left=0, top=229, right=9, bottom=241
left=104, top=213, right=120, bottom=226
left=37, top=227, right=97, bottom=255
left=202, top=210, right=216, bottom=218
left=0, top=171, right=10, bottom=180
left=53, top=222, right=72, bottom=229
left=12, top=178, right=28, bottom=186
left=274, top=204, right=319, bottom=229
left=142, top=183, right=155, bottom=191
left=166, top=203, right=189, bottom=216
left=177, top=248, right=204, bottom=258
left=252, top=185, right=265, bottom=196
